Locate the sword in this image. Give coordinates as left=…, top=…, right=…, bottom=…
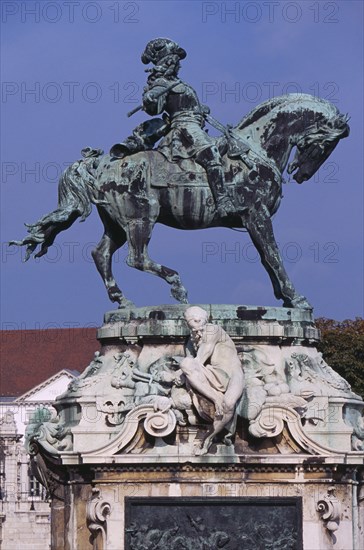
left=127, top=80, right=181, bottom=117
left=205, top=113, right=253, bottom=169
left=204, top=113, right=229, bottom=134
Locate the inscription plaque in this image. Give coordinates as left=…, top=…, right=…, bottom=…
left=125, top=497, right=303, bottom=550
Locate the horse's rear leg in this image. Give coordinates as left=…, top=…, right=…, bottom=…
left=245, top=210, right=312, bottom=309
left=125, top=220, right=189, bottom=304
left=92, top=217, right=134, bottom=307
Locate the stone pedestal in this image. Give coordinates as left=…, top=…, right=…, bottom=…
left=49, top=461, right=363, bottom=550
left=26, top=305, right=364, bottom=550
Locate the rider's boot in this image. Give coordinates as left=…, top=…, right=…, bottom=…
left=109, top=142, right=130, bottom=159
left=196, top=146, right=235, bottom=217
left=205, top=163, right=235, bottom=217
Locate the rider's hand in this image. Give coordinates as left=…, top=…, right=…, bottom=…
left=144, top=91, right=156, bottom=103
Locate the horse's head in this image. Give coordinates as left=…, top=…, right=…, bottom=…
left=287, top=113, right=350, bottom=183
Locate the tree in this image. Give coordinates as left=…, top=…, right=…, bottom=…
left=315, top=317, right=364, bottom=398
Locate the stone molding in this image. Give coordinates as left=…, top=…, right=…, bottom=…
left=100, top=304, right=320, bottom=344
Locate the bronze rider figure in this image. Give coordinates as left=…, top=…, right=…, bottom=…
left=111, top=38, right=237, bottom=217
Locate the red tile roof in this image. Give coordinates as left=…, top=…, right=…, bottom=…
left=0, top=328, right=99, bottom=398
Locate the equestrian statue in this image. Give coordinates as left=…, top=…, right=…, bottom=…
left=11, top=38, right=350, bottom=310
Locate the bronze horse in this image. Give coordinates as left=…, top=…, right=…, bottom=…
left=11, top=94, right=349, bottom=309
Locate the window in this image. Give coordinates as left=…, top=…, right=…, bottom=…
left=28, top=473, right=47, bottom=501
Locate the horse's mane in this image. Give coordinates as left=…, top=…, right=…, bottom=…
left=236, top=93, right=340, bottom=130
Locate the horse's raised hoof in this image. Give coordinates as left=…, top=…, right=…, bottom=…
left=170, top=284, right=189, bottom=304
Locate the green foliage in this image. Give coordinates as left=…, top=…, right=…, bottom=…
left=315, top=317, right=364, bottom=398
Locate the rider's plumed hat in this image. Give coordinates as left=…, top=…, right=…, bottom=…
left=141, top=38, right=187, bottom=65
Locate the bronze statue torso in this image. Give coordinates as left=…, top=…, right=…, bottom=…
left=165, top=82, right=205, bottom=120
left=143, top=78, right=212, bottom=159
left=143, top=78, right=205, bottom=121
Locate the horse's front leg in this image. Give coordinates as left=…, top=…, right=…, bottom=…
left=245, top=209, right=312, bottom=309
left=92, top=231, right=134, bottom=308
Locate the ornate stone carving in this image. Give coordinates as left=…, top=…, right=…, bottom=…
left=65, top=351, right=104, bottom=394
left=18, top=304, right=362, bottom=464
left=143, top=409, right=176, bottom=438
left=181, top=306, right=245, bottom=455
left=249, top=406, right=286, bottom=439
left=25, top=407, right=72, bottom=455
left=86, top=488, right=111, bottom=548
left=286, top=352, right=359, bottom=399
left=316, top=487, right=341, bottom=533
left=125, top=498, right=300, bottom=549
left=344, top=403, right=364, bottom=450
left=96, top=399, right=128, bottom=426
left=240, top=345, right=308, bottom=422
left=126, top=520, right=230, bottom=550
left=248, top=406, right=347, bottom=456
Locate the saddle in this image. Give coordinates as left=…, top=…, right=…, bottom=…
left=110, top=117, right=254, bottom=189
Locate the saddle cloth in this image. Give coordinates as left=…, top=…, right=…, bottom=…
left=149, top=152, right=245, bottom=189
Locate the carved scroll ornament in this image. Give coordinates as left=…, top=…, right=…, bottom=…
left=316, top=487, right=341, bottom=533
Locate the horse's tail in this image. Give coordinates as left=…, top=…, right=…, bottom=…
left=10, top=155, right=96, bottom=261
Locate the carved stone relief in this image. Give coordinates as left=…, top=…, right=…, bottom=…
left=24, top=307, right=364, bottom=458
left=125, top=497, right=302, bottom=550
left=316, top=487, right=341, bottom=534
left=86, top=487, right=111, bottom=549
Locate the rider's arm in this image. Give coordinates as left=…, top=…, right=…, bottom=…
left=142, top=84, right=168, bottom=116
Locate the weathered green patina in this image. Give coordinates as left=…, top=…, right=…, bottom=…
left=11, top=38, right=349, bottom=310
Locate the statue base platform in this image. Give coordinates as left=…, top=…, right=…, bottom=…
left=26, top=305, right=364, bottom=550
left=99, top=303, right=320, bottom=344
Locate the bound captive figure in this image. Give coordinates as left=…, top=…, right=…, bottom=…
left=181, top=306, right=245, bottom=454
left=111, top=37, right=243, bottom=217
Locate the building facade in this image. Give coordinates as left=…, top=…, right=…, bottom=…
left=0, top=371, right=77, bottom=550
left=0, top=328, right=97, bottom=550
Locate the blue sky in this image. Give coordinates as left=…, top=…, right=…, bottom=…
left=1, top=0, right=363, bottom=328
